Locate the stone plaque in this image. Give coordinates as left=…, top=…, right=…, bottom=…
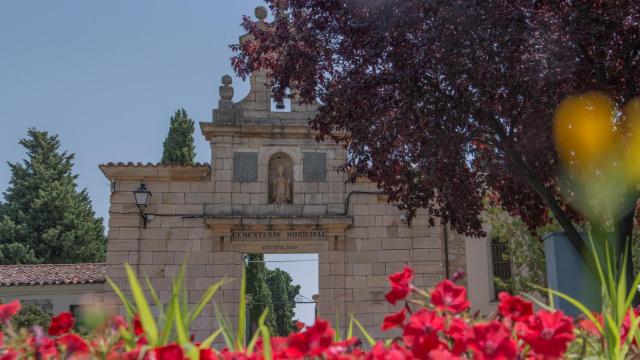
left=303, top=152, right=327, bottom=182
left=233, top=152, right=258, bottom=182
left=232, top=229, right=326, bottom=242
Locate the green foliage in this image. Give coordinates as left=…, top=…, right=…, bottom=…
left=107, top=260, right=224, bottom=358
left=161, top=108, right=196, bottom=165
left=245, top=255, right=301, bottom=337
left=11, top=304, right=51, bottom=330
left=245, top=254, right=277, bottom=335
left=266, top=268, right=301, bottom=336
left=484, top=204, right=556, bottom=296
left=0, top=128, right=106, bottom=264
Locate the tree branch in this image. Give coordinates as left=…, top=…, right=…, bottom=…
left=484, top=113, right=587, bottom=258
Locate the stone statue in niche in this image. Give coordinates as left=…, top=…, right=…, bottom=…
left=268, top=153, right=293, bottom=204
left=272, top=165, right=290, bottom=204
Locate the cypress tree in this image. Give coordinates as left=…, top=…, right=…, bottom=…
left=161, top=108, right=196, bottom=165
left=246, top=255, right=302, bottom=336
left=245, top=254, right=277, bottom=334
left=266, top=268, right=301, bottom=336
left=0, top=128, right=106, bottom=264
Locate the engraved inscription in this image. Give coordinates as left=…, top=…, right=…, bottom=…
left=232, top=230, right=326, bottom=241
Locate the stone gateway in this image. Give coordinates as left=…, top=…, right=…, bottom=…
left=97, top=9, right=470, bottom=341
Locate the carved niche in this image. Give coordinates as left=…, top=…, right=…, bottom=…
left=268, top=153, right=293, bottom=204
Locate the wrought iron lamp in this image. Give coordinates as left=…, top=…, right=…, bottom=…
left=133, top=182, right=152, bottom=228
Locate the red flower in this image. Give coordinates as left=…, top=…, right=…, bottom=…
left=48, top=312, right=74, bottom=336
left=497, top=292, right=533, bottom=322
left=429, top=348, right=461, bottom=360
left=57, top=333, right=89, bottom=355
left=110, top=315, right=127, bottom=331
left=447, top=317, right=469, bottom=355
left=327, top=337, right=361, bottom=357
left=385, top=266, right=413, bottom=305
left=199, top=348, right=216, bottom=360
left=146, top=343, right=185, bottom=360
left=36, top=336, right=58, bottom=359
left=519, top=310, right=574, bottom=358
left=381, top=308, right=406, bottom=331
left=0, top=350, right=18, bottom=360
left=295, top=320, right=305, bottom=330
left=466, top=321, right=516, bottom=360
left=402, top=309, right=445, bottom=357
left=451, top=269, right=466, bottom=282
left=430, top=280, right=469, bottom=314
left=620, top=308, right=640, bottom=344
left=0, top=300, right=20, bottom=323
left=286, top=319, right=334, bottom=357
left=133, top=314, right=144, bottom=336
left=366, top=342, right=413, bottom=360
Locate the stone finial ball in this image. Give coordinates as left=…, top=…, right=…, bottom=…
left=221, top=75, right=232, bottom=86
left=255, top=6, right=268, bottom=20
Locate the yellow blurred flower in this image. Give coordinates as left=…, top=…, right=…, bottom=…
left=553, top=91, right=616, bottom=173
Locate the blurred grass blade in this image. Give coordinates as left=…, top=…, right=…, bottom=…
left=532, top=284, right=603, bottom=334
left=200, top=328, right=223, bottom=349
left=352, top=316, right=375, bottom=346
left=125, top=263, right=158, bottom=345
left=259, top=310, right=273, bottom=360
left=522, top=292, right=553, bottom=311
left=214, top=301, right=235, bottom=350
left=237, top=267, right=247, bottom=348
left=160, top=293, right=176, bottom=344
left=143, top=271, right=164, bottom=315
left=106, top=276, right=135, bottom=317
left=347, top=316, right=354, bottom=339
left=174, top=293, right=188, bottom=345
left=189, top=281, right=223, bottom=324
left=334, top=312, right=341, bottom=342
left=247, top=327, right=261, bottom=354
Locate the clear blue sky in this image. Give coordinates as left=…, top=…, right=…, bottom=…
left=0, top=1, right=317, bottom=324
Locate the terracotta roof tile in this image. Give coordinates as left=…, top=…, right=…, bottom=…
left=0, top=263, right=106, bottom=287
left=99, top=162, right=210, bottom=168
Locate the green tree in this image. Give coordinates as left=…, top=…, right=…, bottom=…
left=0, top=128, right=106, bottom=264
left=10, top=304, right=51, bottom=330
left=484, top=204, right=559, bottom=297
left=245, top=255, right=301, bottom=336
left=266, top=268, right=301, bottom=336
left=161, top=108, right=196, bottom=165
left=245, top=254, right=277, bottom=335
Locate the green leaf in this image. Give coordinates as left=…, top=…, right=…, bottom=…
left=160, top=292, right=177, bottom=344
left=174, top=293, right=188, bottom=346
left=532, top=284, right=603, bottom=335
left=144, top=271, right=164, bottom=316
left=347, top=316, right=354, bottom=339
left=247, top=327, right=261, bottom=354
left=106, top=276, right=135, bottom=317
left=214, top=302, right=235, bottom=350
left=334, top=312, right=341, bottom=342
left=522, top=292, right=553, bottom=311
left=189, top=281, right=223, bottom=324
left=125, top=263, right=159, bottom=345
left=351, top=316, right=375, bottom=346
left=259, top=310, right=273, bottom=360
left=200, top=328, right=224, bottom=349
left=237, top=267, right=247, bottom=349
